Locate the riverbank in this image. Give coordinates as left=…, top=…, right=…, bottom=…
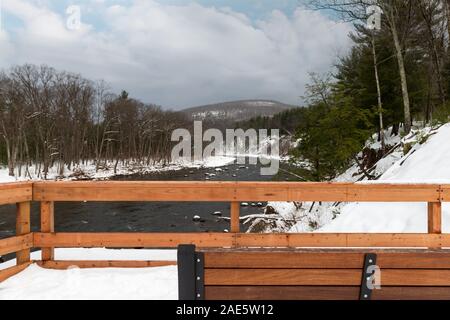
left=0, top=156, right=237, bottom=183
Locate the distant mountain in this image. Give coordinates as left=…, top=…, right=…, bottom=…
left=182, top=100, right=296, bottom=122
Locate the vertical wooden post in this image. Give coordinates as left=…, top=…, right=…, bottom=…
left=16, top=202, right=31, bottom=265
left=41, top=201, right=55, bottom=261
left=230, top=201, right=240, bottom=233
left=428, top=202, right=442, bottom=234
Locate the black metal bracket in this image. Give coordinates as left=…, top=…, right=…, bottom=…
left=177, top=244, right=204, bottom=300
left=359, top=253, right=377, bottom=300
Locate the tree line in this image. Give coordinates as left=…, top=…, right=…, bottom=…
left=241, top=0, right=450, bottom=181
left=0, top=64, right=190, bottom=178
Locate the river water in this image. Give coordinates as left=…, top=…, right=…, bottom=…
left=0, top=160, right=282, bottom=240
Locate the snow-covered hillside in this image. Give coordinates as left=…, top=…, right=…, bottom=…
left=264, top=123, right=450, bottom=234
left=183, top=99, right=295, bottom=122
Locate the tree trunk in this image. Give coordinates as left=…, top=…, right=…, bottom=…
left=389, top=11, right=412, bottom=134
left=371, top=33, right=385, bottom=153
left=446, top=0, right=450, bottom=49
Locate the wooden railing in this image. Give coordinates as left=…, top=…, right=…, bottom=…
left=0, top=181, right=449, bottom=282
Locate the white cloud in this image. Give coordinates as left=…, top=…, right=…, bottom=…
left=0, top=0, right=352, bottom=109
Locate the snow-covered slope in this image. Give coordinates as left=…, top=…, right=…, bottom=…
left=320, top=124, right=450, bottom=233
left=183, top=99, right=295, bottom=121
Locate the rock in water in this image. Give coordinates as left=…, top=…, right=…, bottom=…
left=241, top=202, right=249, bottom=207
left=193, top=215, right=201, bottom=222
left=212, top=211, right=222, bottom=216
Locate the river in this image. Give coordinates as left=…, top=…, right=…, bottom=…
left=0, top=159, right=285, bottom=240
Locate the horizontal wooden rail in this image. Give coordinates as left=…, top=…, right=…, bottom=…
left=203, top=250, right=450, bottom=269
left=0, top=234, right=33, bottom=256
left=32, top=181, right=446, bottom=202
left=0, top=182, right=32, bottom=205
left=33, top=232, right=235, bottom=248
left=0, top=262, right=32, bottom=282
left=36, top=260, right=177, bottom=269
left=205, top=268, right=450, bottom=286
left=33, top=232, right=450, bottom=249
left=1, top=181, right=450, bottom=285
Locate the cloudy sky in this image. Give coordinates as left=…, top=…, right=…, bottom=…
left=0, top=0, right=352, bottom=109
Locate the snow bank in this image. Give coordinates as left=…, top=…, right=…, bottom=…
left=0, top=249, right=178, bottom=300
left=0, top=156, right=236, bottom=183
left=321, top=124, right=450, bottom=233
left=0, top=264, right=177, bottom=300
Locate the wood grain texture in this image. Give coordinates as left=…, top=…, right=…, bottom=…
left=205, top=269, right=363, bottom=286
left=230, top=202, right=240, bottom=233
left=36, top=260, right=176, bottom=269
left=0, top=182, right=32, bottom=205
left=31, top=181, right=447, bottom=202
left=33, top=232, right=235, bottom=248
left=205, top=286, right=450, bottom=300
left=0, top=262, right=32, bottom=282
left=428, top=202, right=442, bottom=234
left=234, top=233, right=450, bottom=248
left=40, top=201, right=55, bottom=261
left=0, top=234, right=33, bottom=256
left=205, top=268, right=450, bottom=286
left=204, top=251, right=450, bottom=269
left=372, top=287, right=450, bottom=300
left=16, top=202, right=31, bottom=264
left=205, top=286, right=360, bottom=300
left=33, top=232, right=450, bottom=249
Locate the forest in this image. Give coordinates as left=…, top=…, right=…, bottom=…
left=241, top=0, right=450, bottom=181
left=1, top=0, right=450, bottom=181
left=0, top=65, right=190, bottom=178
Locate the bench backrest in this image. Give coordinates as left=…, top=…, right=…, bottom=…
left=177, top=245, right=450, bottom=300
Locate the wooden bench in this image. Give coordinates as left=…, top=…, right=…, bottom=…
left=177, top=245, right=450, bottom=300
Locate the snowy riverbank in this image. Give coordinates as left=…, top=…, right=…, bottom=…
left=0, top=156, right=237, bottom=183
left=264, top=123, right=450, bottom=233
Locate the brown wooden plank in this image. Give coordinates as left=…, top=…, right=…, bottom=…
left=205, top=286, right=360, bottom=300
left=205, top=286, right=450, bottom=300
left=206, top=269, right=450, bottom=286
left=234, top=233, right=450, bottom=248
left=36, top=260, right=176, bottom=269
left=230, top=202, right=240, bottom=233
left=381, top=269, right=450, bottom=286
left=205, top=269, right=362, bottom=286
left=205, top=251, right=366, bottom=269
left=0, top=182, right=32, bottom=205
left=31, top=181, right=445, bottom=202
left=16, top=202, right=31, bottom=265
left=0, top=262, right=32, bottom=282
left=428, top=202, right=442, bottom=234
left=33, top=232, right=234, bottom=248
left=205, top=251, right=450, bottom=269
left=32, top=181, right=237, bottom=202
left=373, top=287, right=450, bottom=300
left=441, top=185, right=450, bottom=201
left=0, top=234, right=33, bottom=256
left=40, top=201, right=55, bottom=261
left=33, top=232, right=450, bottom=249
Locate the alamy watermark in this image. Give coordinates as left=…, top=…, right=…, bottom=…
left=171, top=121, right=280, bottom=175
left=366, top=265, right=382, bottom=290
left=0, top=3, right=81, bottom=32
left=367, top=5, right=383, bottom=31
left=66, top=5, right=81, bottom=31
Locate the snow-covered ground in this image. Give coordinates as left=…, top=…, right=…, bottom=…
left=0, top=249, right=178, bottom=300
left=321, top=124, right=450, bottom=233
left=265, top=123, right=450, bottom=233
